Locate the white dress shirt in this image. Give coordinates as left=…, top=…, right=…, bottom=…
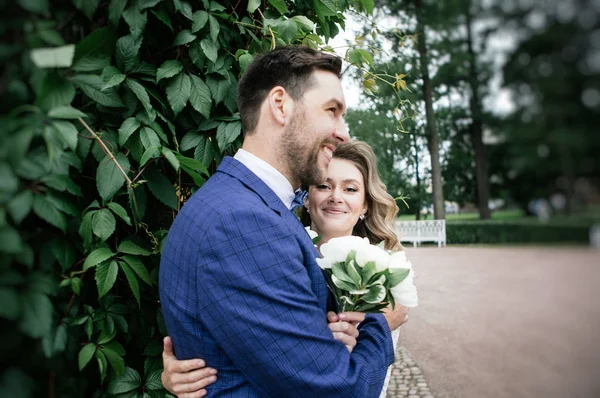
left=234, top=149, right=297, bottom=210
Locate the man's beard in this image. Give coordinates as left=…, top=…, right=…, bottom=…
left=281, top=107, right=326, bottom=187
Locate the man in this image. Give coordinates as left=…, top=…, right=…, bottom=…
left=159, top=46, right=407, bottom=397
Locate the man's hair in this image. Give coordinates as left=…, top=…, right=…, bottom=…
left=237, top=46, right=342, bottom=135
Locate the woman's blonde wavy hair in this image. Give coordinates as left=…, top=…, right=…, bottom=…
left=300, top=140, right=402, bottom=252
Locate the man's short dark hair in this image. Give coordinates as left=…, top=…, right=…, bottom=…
left=237, top=46, right=343, bottom=135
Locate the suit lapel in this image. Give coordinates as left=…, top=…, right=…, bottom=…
left=216, top=157, right=330, bottom=311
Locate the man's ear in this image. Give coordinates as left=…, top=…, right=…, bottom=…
left=266, top=86, right=292, bottom=126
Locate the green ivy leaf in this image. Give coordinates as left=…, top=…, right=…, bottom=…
left=126, top=79, right=155, bottom=119
left=118, top=240, right=151, bottom=256
left=83, top=247, right=114, bottom=270
left=139, top=147, right=161, bottom=167
left=37, top=72, right=76, bottom=111
left=96, top=153, right=130, bottom=201
left=79, top=211, right=95, bottom=249
left=291, top=15, right=316, bottom=32
left=188, top=74, right=212, bottom=119
left=152, top=6, right=173, bottom=31
left=143, top=164, right=178, bottom=209
left=19, top=291, right=53, bottom=338
left=42, top=323, right=67, bottom=358
left=140, top=127, right=160, bottom=150
left=173, top=30, right=196, bottom=46
left=191, top=10, right=209, bottom=32
left=108, top=0, right=128, bottom=26
left=180, top=131, right=202, bottom=151
left=17, top=0, right=49, bottom=14
left=138, top=0, right=162, bottom=10
left=172, top=0, right=193, bottom=20
left=7, top=190, right=33, bottom=225
left=119, top=261, right=140, bottom=305
left=107, top=367, right=141, bottom=394
left=156, top=60, right=183, bottom=83
left=51, top=239, right=76, bottom=271
left=96, top=260, right=119, bottom=298
left=199, top=39, right=218, bottom=63
left=206, top=76, right=229, bottom=104
left=92, top=209, right=116, bottom=242
left=194, top=135, right=214, bottom=168
left=40, top=174, right=82, bottom=196
left=96, top=349, right=108, bottom=382
left=166, top=73, right=191, bottom=115
left=73, top=0, right=101, bottom=19
left=275, top=19, right=298, bottom=42
left=33, top=195, right=67, bottom=232
left=48, top=106, right=87, bottom=119
left=30, top=45, right=75, bottom=69
left=121, top=254, right=152, bottom=285
left=216, top=121, right=241, bottom=151
left=116, top=34, right=142, bottom=73
left=71, top=277, right=82, bottom=295
left=78, top=343, right=97, bottom=371
left=51, top=121, right=79, bottom=151
left=347, top=48, right=374, bottom=69
left=268, top=0, right=289, bottom=14
left=208, top=15, right=220, bottom=42
left=145, top=369, right=163, bottom=390
left=101, top=66, right=126, bottom=90
left=118, top=117, right=141, bottom=146
left=0, top=226, right=22, bottom=254
left=72, top=27, right=116, bottom=72
left=247, top=0, right=260, bottom=13
left=107, top=202, right=132, bottom=226
left=123, top=5, right=148, bottom=38
left=72, top=74, right=125, bottom=108
left=0, top=288, right=20, bottom=320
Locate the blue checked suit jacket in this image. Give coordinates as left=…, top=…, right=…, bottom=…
left=159, top=156, right=395, bottom=397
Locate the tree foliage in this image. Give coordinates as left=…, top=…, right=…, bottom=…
left=0, top=0, right=378, bottom=396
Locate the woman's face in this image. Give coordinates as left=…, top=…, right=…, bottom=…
left=306, top=158, right=368, bottom=239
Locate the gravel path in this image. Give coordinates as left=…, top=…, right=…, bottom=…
left=386, top=246, right=600, bottom=398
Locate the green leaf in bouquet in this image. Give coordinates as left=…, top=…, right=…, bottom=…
left=362, top=284, right=386, bottom=304
left=332, top=262, right=354, bottom=285
left=366, top=274, right=386, bottom=288
left=345, top=259, right=362, bottom=286
left=331, top=274, right=357, bottom=292
left=344, top=249, right=356, bottom=264
left=361, top=261, right=378, bottom=284
left=387, top=268, right=410, bottom=288
left=354, top=302, right=389, bottom=313
left=348, top=288, right=369, bottom=295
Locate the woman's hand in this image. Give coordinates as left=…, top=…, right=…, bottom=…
left=161, top=336, right=218, bottom=398
left=326, top=311, right=365, bottom=353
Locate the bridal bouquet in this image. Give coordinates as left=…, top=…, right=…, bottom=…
left=315, top=236, right=418, bottom=313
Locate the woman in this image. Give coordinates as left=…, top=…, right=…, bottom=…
left=161, top=141, right=408, bottom=398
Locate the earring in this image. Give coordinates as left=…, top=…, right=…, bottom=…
left=359, top=214, right=365, bottom=220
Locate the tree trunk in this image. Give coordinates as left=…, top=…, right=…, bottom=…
left=465, top=4, right=491, bottom=219
left=412, top=131, right=422, bottom=220
left=415, top=0, right=445, bottom=219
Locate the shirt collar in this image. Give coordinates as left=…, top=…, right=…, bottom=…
left=234, top=149, right=297, bottom=210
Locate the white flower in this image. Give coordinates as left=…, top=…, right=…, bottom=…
left=316, top=236, right=369, bottom=270
left=390, top=268, right=418, bottom=308
left=388, top=251, right=411, bottom=269
left=305, top=226, right=318, bottom=240
left=355, top=243, right=390, bottom=271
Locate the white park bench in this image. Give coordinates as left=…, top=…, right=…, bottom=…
left=395, top=220, right=446, bottom=248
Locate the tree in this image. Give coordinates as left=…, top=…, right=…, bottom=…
left=0, top=0, right=378, bottom=396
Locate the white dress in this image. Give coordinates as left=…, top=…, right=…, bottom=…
left=379, top=328, right=401, bottom=398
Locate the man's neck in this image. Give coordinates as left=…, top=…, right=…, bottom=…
left=241, top=141, right=299, bottom=190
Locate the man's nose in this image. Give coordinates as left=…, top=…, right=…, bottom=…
left=334, top=120, right=350, bottom=143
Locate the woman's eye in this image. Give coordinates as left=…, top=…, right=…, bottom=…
left=316, top=184, right=329, bottom=190
left=346, top=187, right=358, bottom=192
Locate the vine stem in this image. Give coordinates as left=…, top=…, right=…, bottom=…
left=78, top=118, right=132, bottom=187
left=256, top=8, right=275, bottom=49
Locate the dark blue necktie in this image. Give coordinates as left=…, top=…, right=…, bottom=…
left=291, top=190, right=308, bottom=211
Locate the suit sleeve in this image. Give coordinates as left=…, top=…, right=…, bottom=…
left=196, top=208, right=394, bottom=397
